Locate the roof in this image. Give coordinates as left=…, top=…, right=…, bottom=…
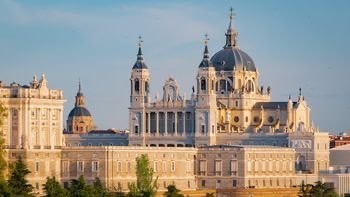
left=68, top=106, right=91, bottom=117
left=331, top=144, right=350, bottom=150
left=252, top=102, right=297, bottom=110
left=88, top=129, right=117, bottom=134
left=211, top=47, right=256, bottom=71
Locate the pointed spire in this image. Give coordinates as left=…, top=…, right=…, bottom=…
left=78, top=78, right=81, bottom=93
left=224, top=7, right=238, bottom=48
left=199, top=34, right=213, bottom=68
left=133, top=35, right=148, bottom=69
left=137, top=35, right=144, bottom=61
left=203, top=33, right=210, bottom=59
left=299, top=87, right=302, bottom=96
left=77, top=78, right=83, bottom=97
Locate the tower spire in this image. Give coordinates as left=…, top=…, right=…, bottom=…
left=224, top=7, right=238, bottom=48
left=198, top=34, right=213, bottom=68
left=78, top=78, right=81, bottom=93
left=203, top=33, right=210, bottom=59
left=133, top=35, right=148, bottom=69
left=137, top=35, right=144, bottom=61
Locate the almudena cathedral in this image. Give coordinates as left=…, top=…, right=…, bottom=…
left=1, top=10, right=349, bottom=197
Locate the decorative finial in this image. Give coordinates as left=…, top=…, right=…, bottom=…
left=78, top=78, right=81, bottom=93
left=299, top=87, right=302, bottom=96
left=289, top=94, right=291, bottom=100
left=229, top=7, right=235, bottom=30
left=138, top=35, right=143, bottom=47
left=204, top=33, right=209, bottom=45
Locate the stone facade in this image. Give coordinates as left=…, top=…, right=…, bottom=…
left=196, top=145, right=296, bottom=190
left=0, top=75, right=65, bottom=194
left=61, top=146, right=197, bottom=192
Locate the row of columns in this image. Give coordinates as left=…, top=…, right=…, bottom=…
left=143, top=111, right=191, bottom=136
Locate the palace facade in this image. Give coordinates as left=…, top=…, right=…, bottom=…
left=0, top=10, right=337, bottom=196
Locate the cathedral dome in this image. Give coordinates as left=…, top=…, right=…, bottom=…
left=211, top=47, right=256, bottom=71
left=68, top=106, right=91, bottom=117
left=211, top=8, right=256, bottom=72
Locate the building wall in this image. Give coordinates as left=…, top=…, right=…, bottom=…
left=61, top=146, right=197, bottom=192
left=196, top=145, right=296, bottom=190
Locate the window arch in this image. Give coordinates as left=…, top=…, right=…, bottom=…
left=200, top=79, right=206, bottom=91
left=134, top=79, right=140, bottom=92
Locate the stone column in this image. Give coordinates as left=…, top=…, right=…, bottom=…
left=147, top=112, right=151, bottom=134
left=165, top=111, right=168, bottom=136
left=174, top=111, right=178, bottom=136
left=156, top=112, right=159, bottom=136
left=182, top=111, right=186, bottom=136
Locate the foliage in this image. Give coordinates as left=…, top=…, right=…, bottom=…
left=92, top=177, right=108, bottom=197
left=205, top=193, right=215, bottom=197
left=299, top=181, right=338, bottom=197
left=8, top=156, right=34, bottom=196
left=0, top=103, right=7, bottom=180
left=68, top=175, right=95, bottom=197
left=164, top=185, right=184, bottom=197
left=43, top=176, right=68, bottom=197
left=309, top=181, right=338, bottom=197
left=128, top=154, right=158, bottom=197
left=67, top=175, right=110, bottom=197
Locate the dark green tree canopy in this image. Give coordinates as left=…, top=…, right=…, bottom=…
left=8, top=156, right=34, bottom=197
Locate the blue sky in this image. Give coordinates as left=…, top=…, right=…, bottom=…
left=0, top=0, right=349, bottom=133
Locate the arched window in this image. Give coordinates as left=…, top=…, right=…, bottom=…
left=145, top=81, right=149, bottom=93
left=246, top=80, right=254, bottom=92
left=134, top=79, right=140, bottom=92
left=200, top=79, right=206, bottom=91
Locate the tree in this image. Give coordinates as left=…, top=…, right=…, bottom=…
left=0, top=103, right=10, bottom=196
left=43, top=176, right=68, bottom=197
left=68, top=175, right=95, bottom=197
left=128, top=154, right=158, bottom=197
left=8, top=156, right=34, bottom=196
left=92, top=177, right=108, bottom=197
left=164, top=185, right=184, bottom=197
left=309, top=181, right=338, bottom=197
left=0, top=102, right=7, bottom=179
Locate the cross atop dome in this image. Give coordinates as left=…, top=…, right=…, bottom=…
left=224, top=7, right=238, bottom=48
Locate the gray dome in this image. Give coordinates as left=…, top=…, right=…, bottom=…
left=68, top=106, right=91, bottom=117
left=211, top=47, right=256, bottom=71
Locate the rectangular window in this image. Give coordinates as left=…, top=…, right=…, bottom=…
left=215, top=160, right=222, bottom=176
left=201, top=180, right=205, bottom=187
left=117, top=162, right=122, bottom=172
left=254, top=161, right=259, bottom=172
left=216, top=180, right=221, bottom=188
left=199, top=160, right=207, bottom=176
left=262, top=161, right=266, bottom=172
left=230, top=160, right=238, bottom=176
left=92, top=161, right=99, bottom=172
left=233, top=180, right=237, bottom=187
left=247, top=161, right=252, bottom=172
left=162, top=161, right=166, bottom=172
left=268, top=161, right=273, bottom=172
left=35, top=161, right=39, bottom=172
left=127, top=162, right=131, bottom=173
left=62, top=161, right=68, bottom=173
left=153, top=161, right=158, bottom=172
left=77, top=161, right=84, bottom=172
left=171, top=161, right=175, bottom=172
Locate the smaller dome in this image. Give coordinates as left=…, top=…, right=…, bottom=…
left=68, top=106, right=91, bottom=117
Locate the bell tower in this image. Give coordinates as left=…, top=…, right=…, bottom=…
left=195, top=35, right=217, bottom=146
left=129, top=36, right=150, bottom=137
